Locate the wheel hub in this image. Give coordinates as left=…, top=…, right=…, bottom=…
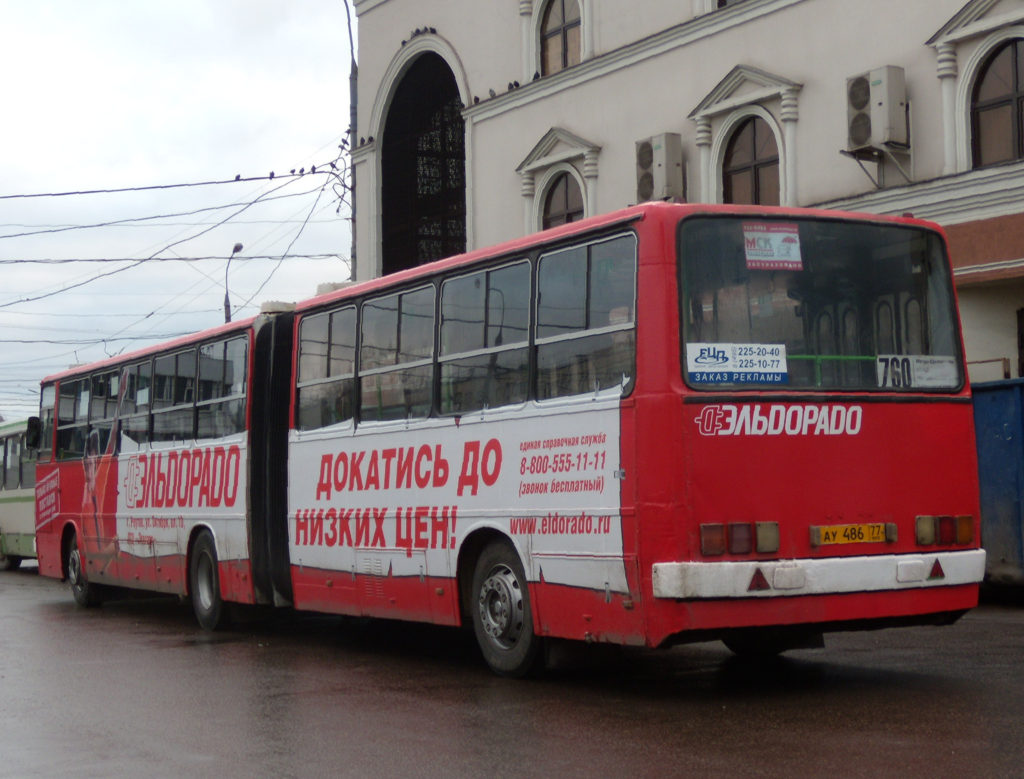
left=478, top=564, right=524, bottom=648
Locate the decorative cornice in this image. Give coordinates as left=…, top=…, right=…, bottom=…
left=815, top=160, right=1024, bottom=227
left=353, top=0, right=389, bottom=17
left=954, top=256, right=1024, bottom=282
left=463, top=0, right=808, bottom=123
left=351, top=141, right=376, bottom=164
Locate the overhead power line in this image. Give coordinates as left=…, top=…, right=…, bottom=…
left=0, top=158, right=346, bottom=201
left=0, top=174, right=304, bottom=311
left=0, top=333, right=191, bottom=345
left=0, top=253, right=343, bottom=265
left=0, top=185, right=332, bottom=241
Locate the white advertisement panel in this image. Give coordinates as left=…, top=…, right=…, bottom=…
left=287, top=397, right=627, bottom=593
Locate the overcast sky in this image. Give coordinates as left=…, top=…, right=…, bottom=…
left=0, top=0, right=355, bottom=421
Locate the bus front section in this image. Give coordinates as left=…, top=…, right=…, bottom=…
left=649, top=211, right=985, bottom=653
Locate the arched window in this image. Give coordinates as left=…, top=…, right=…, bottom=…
left=971, top=39, right=1024, bottom=168
left=542, top=172, right=584, bottom=229
left=722, top=116, right=779, bottom=205
left=541, top=0, right=581, bottom=76
left=381, top=53, right=466, bottom=274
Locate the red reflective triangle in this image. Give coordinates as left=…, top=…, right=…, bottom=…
left=929, top=560, right=945, bottom=580
left=748, top=568, right=771, bottom=591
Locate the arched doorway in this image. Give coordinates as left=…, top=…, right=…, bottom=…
left=381, top=53, right=466, bottom=275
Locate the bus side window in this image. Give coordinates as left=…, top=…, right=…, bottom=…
left=38, top=384, right=56, bottom=461
left=151, top=349, right=197, bottom=443
left=90, top=371, right=120, bottom=454
left=359, top=287, right=434, bottom=422
left=121, top=362, right=152, bottom=448
left=296, top=308, right=356, bottom=431
left=6, top=435, right=22, bottom=490
left=56, top=379, right=89, bottom=461
left=536, top=234, right=636, bottom=400
left=20, top=434, right=35, bottom=489
left=439, top=261, right=530, bottom=414
left=197, top=337, right=248, bottom=439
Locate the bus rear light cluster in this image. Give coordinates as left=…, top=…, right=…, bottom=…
left=915, top=515, right=973, bottom=546
left=700, top=522, right=779, bottom=556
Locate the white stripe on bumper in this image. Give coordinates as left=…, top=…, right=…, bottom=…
left=651, top=549, right=986, bottom=599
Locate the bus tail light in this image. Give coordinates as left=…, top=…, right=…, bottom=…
left=938, top=516, right=956, bottom=545
left=915, top=515, right=974, bottom=546
left=756, top=522, right=779, bottom=553
left=701, top=524, right=726, bottom=556
left=957, top=515, right=974, bottom=545
left=728, top=523, right=753, bottom=554
left=701, top=522, right=779, bottom=556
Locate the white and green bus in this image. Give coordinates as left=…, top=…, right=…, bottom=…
left=0, top=420, right=36, bottom=570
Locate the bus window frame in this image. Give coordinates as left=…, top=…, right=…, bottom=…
left=676, top=214, right=965, bottom=394
left=357, top=284, right=437, bottom=425
left=438, top=258, right=533, bottom=416
left=534, top=231, right=638, bottom=402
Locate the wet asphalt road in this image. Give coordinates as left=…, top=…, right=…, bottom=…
left=1, top=566, right=1022, bottom=778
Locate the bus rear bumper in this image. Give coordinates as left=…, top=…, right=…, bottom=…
left=651, top=549, right=986, bottom=599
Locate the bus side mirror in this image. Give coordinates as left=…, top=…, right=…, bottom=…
left=25, top=416, right=41, bottom=450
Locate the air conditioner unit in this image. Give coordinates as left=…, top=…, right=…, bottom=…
left=636, top=133, right=684, bottom=202
left=846, top=65, right=907, bottom=151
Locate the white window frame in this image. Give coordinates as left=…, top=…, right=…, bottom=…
left=517, top=127, right=600, bottom=234
left=690, top=65, right=800, bottom=206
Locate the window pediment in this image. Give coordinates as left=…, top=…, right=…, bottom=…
left=517, top=127, right=600, bottom=173
left=689, top=65, right=801, bottom=120
left=928, top=0, right=1024, bottom=46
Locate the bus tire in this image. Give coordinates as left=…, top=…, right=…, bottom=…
left=190, top=531, right=225, bottom=631
left=0, top=554, right=21, bottom=572
left=470, top=541, right=542, bottom=677
left=66, top=532, right=102, bottom=608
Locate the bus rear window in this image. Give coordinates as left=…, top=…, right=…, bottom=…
left=679, top=216, right=963, bottom=392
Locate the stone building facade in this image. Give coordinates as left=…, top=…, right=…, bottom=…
left=351, top=0, right=1024, bottom=380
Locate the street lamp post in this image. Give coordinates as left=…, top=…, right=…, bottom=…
left=223, top=242, right=244, bottom=323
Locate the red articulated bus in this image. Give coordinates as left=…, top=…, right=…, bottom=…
left=30, top=202, right=985, bottom=675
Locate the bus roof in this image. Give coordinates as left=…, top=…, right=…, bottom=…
left=292, top=205, right=651, bottom=314
left=37, top=202, right=943, bottom=385
left=40, top=314, right=259, bottom=385
left=292, top=201, right=943, bottom=315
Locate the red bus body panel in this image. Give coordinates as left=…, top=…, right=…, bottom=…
left=33, top=203, right=982, bottom=656
left=34, top=319, right=262, bottom=607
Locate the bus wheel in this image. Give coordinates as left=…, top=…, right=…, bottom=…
left=0, top=554, right=21, bottom=572
left=189, top=531, right=225, bottom=631
left=66, top=533, right=102, bottom=608
left=471, top=542, right=541, bottom=677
